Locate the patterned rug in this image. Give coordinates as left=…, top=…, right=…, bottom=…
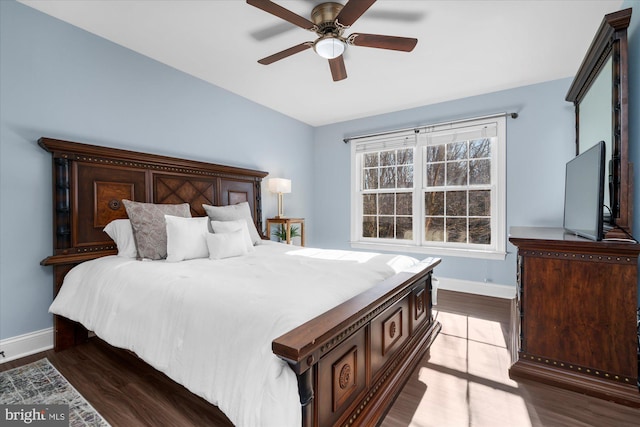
left=0, top=358, right=110, bottom=426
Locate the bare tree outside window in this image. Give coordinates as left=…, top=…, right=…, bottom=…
left=361, top=148, right=413, bottom=240
left=424, top=138, right=492, bottom=245
left=354, top=116, right=504, bottom=258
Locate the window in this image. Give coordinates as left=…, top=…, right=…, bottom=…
left=351, top=115, right=506, bottom=260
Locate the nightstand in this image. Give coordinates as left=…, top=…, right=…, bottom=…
left=266, top=217, right=305, bottom=246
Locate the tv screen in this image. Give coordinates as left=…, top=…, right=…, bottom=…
left=563, top=141, right=606, bottom=241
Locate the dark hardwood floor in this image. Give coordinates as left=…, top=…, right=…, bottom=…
left=1, top=334, right=234, bottom=426
left=2, top=290, right=639, bottom=426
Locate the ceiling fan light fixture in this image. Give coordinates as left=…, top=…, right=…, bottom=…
left=314, top=36, right=346, bottom=59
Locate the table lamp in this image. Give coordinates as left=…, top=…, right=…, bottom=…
left=268, top=178, right=291, bottom=218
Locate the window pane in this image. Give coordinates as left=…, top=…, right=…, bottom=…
left=469, top=138, right=490, bottom=159
left=363, top=194, right=377, bottom=215
left=425, top=191, right=444, bottom=216
left=446, top=161, right=467, bottom=185
left=447, top=218, right=467, bottom=242
left=379, top=193, right=395, bottom=215
left=447, top=141, right=468, bottom=161
left=469, top=218, right=491, bottom=244
left=397, top=193, right=412, bottom=215
left=379, top=216, right=394, bottom=238
left=425, top=217, right=444, bottom=242
left=378, top=194, right=396, bottom=215
left=396, top=217, right=413, bottom=240
left=380, top=151, right=396, bottom=166
left=469, top=190, right=490, bottom=217
left=364, top=153, right=378, bottom=167
left=426, top=163, right=445, bottom=187
left=397, top=165, right=414, bottom=188
left=427, top=145, right=445, bottom=162
left=364, top=169, right=378, bottom=189
left=446, top=191, right=467, bottom=216
left=363, top=216, right=377, bottom=238
left=380, top=167, right=396, bottom=188
left=397, top=149, right=413, bottom=165
left=469, top=159, right=490, bottom=185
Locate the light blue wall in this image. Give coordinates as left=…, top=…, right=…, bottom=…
left=0, top=1, right=315, bottom=340
left=312, top=79, right=576, bottom=287
left=2, top=0, right=635, bottom=343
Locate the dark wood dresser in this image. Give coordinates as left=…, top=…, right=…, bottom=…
left=509, top=226, right=640, bottom=407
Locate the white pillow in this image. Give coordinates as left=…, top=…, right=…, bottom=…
left=205, top=230, right=250, bottom=260
left=202, top=202, right=261, bottom=245
left=165, top=215, right=210, bottom=262
left=210, top=220, right=255, bottom=253
left=103, top=219, right=137, bottom=258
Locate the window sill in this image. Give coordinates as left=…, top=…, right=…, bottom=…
left=350, top=241, right=507, bottom=260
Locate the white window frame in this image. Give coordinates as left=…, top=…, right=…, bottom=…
left=350, top=115, right=506, bottom=260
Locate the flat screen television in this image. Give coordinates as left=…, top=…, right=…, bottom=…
left=563, top=141, right=606, bottom=241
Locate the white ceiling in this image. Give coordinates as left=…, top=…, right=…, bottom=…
left=19, top=0, right=623, bottom=126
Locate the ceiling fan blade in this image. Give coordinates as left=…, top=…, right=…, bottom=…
left=247, top=0, right=316, bottom=31
left=329, top=56, right=347, bottom=81
left=335, top=0, right=377, bottom=27
left=258, top=42, right=312, bottom=65
left=348, top=33, right=418, bottom=52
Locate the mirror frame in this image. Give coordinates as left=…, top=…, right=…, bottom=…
left=566, top=8, right=632, bottom=239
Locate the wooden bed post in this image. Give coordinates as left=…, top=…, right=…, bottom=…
left=297, top=365, right=315, bottom=427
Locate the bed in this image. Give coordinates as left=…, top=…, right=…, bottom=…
left=39, top=137, right=441, bottom=427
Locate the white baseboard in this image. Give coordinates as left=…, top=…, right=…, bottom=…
left=0, top=328, right=53, bottom=364
left=434, top=276, right=515, bottom=301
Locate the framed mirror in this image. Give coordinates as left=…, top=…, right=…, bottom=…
left=566, top=8, right=632, bottom=238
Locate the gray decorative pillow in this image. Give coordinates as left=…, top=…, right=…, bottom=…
left=122, top=200, right=191, bottom=260
left=202, top=201, right=261, bottom=245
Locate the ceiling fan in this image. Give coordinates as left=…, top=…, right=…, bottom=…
left=247, top=0, right=418, bottom=82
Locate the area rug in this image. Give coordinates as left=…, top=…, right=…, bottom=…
left=0, top=358, right=110, bottom=426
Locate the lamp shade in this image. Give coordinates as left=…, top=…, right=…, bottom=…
left=314, top=36, right=346, bottom=59
left=268, top=178, right=291, bottom=194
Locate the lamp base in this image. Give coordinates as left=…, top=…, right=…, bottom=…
left=277, top=192, right=286, bottom=219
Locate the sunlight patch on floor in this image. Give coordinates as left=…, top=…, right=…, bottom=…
left=408, top=311, right=531, bottom=427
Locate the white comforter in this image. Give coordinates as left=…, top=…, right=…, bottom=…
left=49, top=243, right=421, bottom=427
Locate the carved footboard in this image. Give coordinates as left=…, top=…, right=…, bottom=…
left=273, top=258, right=441, bottom=427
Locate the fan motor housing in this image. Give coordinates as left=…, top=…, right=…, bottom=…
left=311, top=2, right=344, bottom=34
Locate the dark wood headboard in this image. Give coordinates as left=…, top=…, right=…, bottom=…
left=40, top=137, right=268, bottom=350
left=40, top=137, right=268, bottom=267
